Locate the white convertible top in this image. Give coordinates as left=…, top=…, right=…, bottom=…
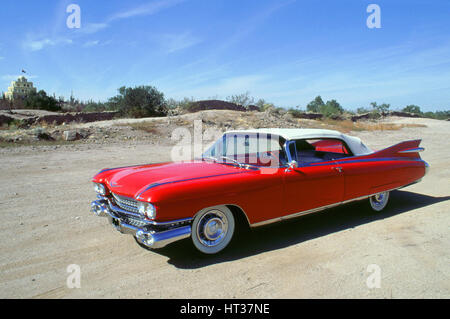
left=224, top=128, right=373, bottom=156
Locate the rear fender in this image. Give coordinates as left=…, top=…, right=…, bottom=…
left=371, top=139, right=423, bottom=159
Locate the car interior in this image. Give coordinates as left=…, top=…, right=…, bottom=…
left=294, top=139, right=353, bottom=165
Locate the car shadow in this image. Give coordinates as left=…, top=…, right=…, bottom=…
left=141, top=190, right=450, bottom=269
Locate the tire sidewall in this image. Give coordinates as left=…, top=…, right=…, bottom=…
left=191, top=205, right=235, bottom=254
left=369, top=191, right=390, bottom=212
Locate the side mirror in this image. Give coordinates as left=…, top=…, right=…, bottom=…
left=285, top=160, right=298, bottom=172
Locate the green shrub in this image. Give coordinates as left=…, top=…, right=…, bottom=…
left=319, top=99, right=344, bottom=118
left=108, top=86, right=167, bottom=118
left=24, top=90, right=62, bottom=112
left=402, top=105, right=422, bottom=114
left=306, top=96, right=324, bottom=113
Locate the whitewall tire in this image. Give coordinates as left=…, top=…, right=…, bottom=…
left=369, top=191, right=390, bottom=212
left=191, top=205, right=235, bottom=254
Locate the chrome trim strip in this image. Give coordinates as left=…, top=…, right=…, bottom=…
left=398, top=147, right=424, bottom=154
left=250, top=202, right=341, bottom=228
left=250, top=185, right=405, bottom=228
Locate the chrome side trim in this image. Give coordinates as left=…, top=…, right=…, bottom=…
left=250, top=202, right=341, bottom=228
left=398, top=147, right=424, bottom=154
left=250, top=186, right=404, bottom=228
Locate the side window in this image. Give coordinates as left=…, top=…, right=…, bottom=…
left=295, top=139, right=352, bottom=164
left=311, top=139, right=350, bottom=154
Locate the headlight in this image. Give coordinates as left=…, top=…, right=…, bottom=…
left=138, top=202, right=156, bottom=219
left=93, top=183, right=107, bottom=195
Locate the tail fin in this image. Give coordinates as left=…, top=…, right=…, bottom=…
left=371, top=139, right=423, bottom=159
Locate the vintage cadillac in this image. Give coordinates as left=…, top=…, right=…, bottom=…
left=91, top=128, right=429, bottom=254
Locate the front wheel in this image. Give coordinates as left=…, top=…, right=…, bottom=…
left=191, top=205, right=235, bottom=254
left=369, top=191, right=390, bottom=212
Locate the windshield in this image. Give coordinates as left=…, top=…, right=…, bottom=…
left=202, top=133, right=287, bottom=167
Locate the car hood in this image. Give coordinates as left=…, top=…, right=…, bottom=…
left=101, top=161, right=245, bottom=199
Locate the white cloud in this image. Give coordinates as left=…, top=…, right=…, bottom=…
left=110, top=0, right=185, bottom=20
left=160, top=32, right=202, bottom=53
left=78, top=23, right=109, bottom=35
left=83, top=40, right=100, bottom=48
left=80, top=0, right=185, bottom=34
left=24, top=38, right=72, bottom=51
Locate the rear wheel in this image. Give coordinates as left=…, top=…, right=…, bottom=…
left=369, top=191, right=390, bottom=212
left=191, top=205, right=235, bottom=254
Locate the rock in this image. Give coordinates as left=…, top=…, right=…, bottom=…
left=63, top=130, right=77, bottom=141
left=77, top=129, right=90, bottom=139
left=36, top=131, right=54, bottom=141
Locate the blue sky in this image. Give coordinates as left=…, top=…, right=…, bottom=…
left=0, top=0, right=449, bottom=111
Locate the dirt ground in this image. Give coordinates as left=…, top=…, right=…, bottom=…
left=0, top=116, right=448, bottom=299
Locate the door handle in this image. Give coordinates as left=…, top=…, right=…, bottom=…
left=333, top=166, right=343, bottom=173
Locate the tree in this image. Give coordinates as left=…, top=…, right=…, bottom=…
left=402, top=105, right=421, bottom=114
left=108, top=86, right=167, bottom=118
left=307, top=96, right=324, bottom=113
left=255, top=98, right=275, bottom=112
left=24, top=90, right=62, bottom=112
left=319, top=99, right=344, bottom=117
left=370, top=102, right=390, bottom=114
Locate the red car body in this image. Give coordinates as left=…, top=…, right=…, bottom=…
left=91, top=129, right=428, bottom=254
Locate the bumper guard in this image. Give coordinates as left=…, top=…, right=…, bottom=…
left=91, top=199, right=191, bottom=249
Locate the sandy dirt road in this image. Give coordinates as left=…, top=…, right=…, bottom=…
left=0, top=117, right=449, bottom=298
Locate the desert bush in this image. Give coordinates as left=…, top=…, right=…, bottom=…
left=422, top=110, right=450, bottom=120
left=83, top=101, right=109, bottom=112
left=287, top=108, right=304, bottom=118
left=226, top=92, right=255, bottom=109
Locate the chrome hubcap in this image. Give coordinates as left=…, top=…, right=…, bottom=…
left=197, top=210, right=228, bottom=247
left=371, top=192, right=389, bottom=210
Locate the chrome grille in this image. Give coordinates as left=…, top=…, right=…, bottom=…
left=124, top=216, right=149, bottom=228
left=111, top=193, right=139, bottom=213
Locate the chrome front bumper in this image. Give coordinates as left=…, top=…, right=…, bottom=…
left=91, top=199, right=191, bottom=249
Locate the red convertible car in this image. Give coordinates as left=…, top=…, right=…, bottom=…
left=91, top=128, right=429, bottom=254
